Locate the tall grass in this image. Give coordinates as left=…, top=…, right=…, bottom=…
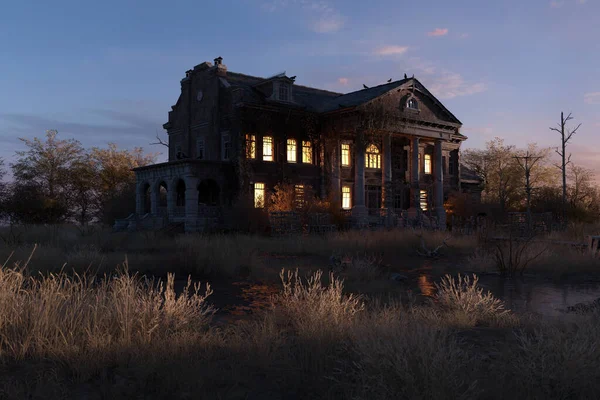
left=0, top=253, right=599, bottom=399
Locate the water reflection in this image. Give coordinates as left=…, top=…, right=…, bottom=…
left=417, top=275, right=435, bottom=297
left=416, top=272, right=600, bottom=317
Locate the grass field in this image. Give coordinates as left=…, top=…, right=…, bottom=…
left=1, top=224, right=600, bottom=399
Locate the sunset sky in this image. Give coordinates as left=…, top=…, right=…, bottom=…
left=1, top=0, right=598, bottom=177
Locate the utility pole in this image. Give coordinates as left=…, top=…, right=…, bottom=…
left=513, top=151, right=544, bottom=233
left=549, top=112, right=581, bottom=229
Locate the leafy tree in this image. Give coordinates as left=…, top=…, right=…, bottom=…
left=10, top=130, right=85, bottom=222
left=67, top=158, right=99, bottom=226
left=3, top=182, right=69, bottom=224
left=89, top=143, right=157, bottom=224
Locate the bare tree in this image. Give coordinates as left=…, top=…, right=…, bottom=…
left=549, top=112, right=581, bottom=227
left=513, top=151, right=544, bottom=230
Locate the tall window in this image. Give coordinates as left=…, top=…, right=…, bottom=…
left=294, top=184, right=304, bottom=209
left=245, top=134, right=256, bottom=159
left=366, top=144, right=381, bottom=169
left=341, top=143, right=350, bottom=166
left=254, top=183, right=265, bottom=208
left=196, top=137, right=205, bottom=160
left=342, top=186, right=351, bottom=209
left=222, top=133, right=231, bottom=161
left=287, top=139, right=297, bottom=163
left=263, top=136, right=273, bottom=162
left=419, top=190, right=428, bottom=211
left=302, top=141, right=312, bottom=164
left=424, top=154, right=432, bottom=175
left=279, top=83, right=289, bottom=101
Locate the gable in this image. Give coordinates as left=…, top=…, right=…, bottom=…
left=358, top=79, right=462, bottom=127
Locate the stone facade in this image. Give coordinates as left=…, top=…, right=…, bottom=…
left=129, top=57, right=475, bottom=232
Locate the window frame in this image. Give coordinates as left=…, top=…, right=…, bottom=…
left=294, top=184, right=305, bottom=209
left=196, top=137, right=205, bottom=160
left=341, top=143, right=351, bottom=167
left=342, top=186, right=352, bottom=209
left=419, top=189, right=428, bottom=211
left=287, top=138, right=297, bottom=163
left=365, top=144, right=381, bottom=169
left=424, top=153, right=432, bottom=175
left=222, top=133, right=231, bottom=161
left=263, top=136, right=274, bottom=162
left=278, top=83, right=290, bottom=102
left=245, top=134, right=256, bottom=159
left=254, top=182, right=265, bottom=208
left=302, top=140, right=313, bottom=164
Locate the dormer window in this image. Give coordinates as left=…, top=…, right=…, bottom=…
left=278, top=83, right=290, bottom=101
left=406, top=97, right=419, bottom=110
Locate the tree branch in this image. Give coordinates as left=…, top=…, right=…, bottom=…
left=150, top=132, right=169, bottom=148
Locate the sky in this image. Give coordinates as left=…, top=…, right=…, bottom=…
left=0, top=0, right=598, bottom=179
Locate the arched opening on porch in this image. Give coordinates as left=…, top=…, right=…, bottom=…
left=158, top=181, right=168, bottom=216
left=175, top=179, right=186, bottom=206
left=198, top=179, right=220, bottom=206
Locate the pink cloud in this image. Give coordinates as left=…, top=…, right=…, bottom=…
left=459, top=33, right=469, bottom=39
left=584, top=92, right=600, bottom=104
left=550, top=1, right=564, bottom=8
left=427, top=28, right=448, bottom=37
left=374, top=45, right=409, bottom=56
left=338, top=77, right=349, bottom=85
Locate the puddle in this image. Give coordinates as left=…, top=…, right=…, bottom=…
left=415, top=273, right=600, bottom=317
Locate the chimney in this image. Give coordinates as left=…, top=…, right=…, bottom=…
left=214, top=56, right=227, bottom=77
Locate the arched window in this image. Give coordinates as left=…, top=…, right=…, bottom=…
left=365, top=144, right=381, bottom=169
left=407, top=97, right=418, bottom=110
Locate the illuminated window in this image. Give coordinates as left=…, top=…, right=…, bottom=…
left=419, top=190, right=428, bottom=211
left=263, top=136, right=273, bottom=162
left=341, top=143, right=350, bottom=167
left=254, top=183, right=265, bottom=208
left=424, top=154, right=432, bottom=175
left=294, top=184, right=304, bottom=208
left=407, top=98, right=418, bottom=110
left=342, top=186, right=351, bottom=209
left=245, top=134, right=256, bottom=159
left=302, top=141, right=312, bottom=164
left=287, top=139, right=297, bottom=163
left=366, top=144, right=381, bottom=169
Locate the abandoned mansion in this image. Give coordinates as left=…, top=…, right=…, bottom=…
left=125, top=57, right=476, bottom=232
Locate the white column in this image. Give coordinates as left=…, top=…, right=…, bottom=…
left=184, top=176, right=200, bottom=232
left=411, top=137, right=420, bottom=211
left=434, top=139, right=446, bottom=228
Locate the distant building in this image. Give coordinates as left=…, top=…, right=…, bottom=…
left=129, top=57, right=479, bottom=232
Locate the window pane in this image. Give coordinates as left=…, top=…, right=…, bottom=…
left=287, top=139, right=297, bottom=163
left=366, top=144, right=381, bottom=169
left=254, top=183, right=265, bottom=208
left=294, top=184, right=304, bottom=208
left=341, top=143, right=350, bottom=166
left=302, top=141, right=312, bottom=164
left=263, top=136, right=273, bottom=161
left=424, top=154, right=432, bottom=174
left=342, top=186, right=351, bottom=209
left=197, top=138, right=204, bottom=160
left=245, top=134, right=256, bottom=159
left=419, top=189, right=428, bottom=211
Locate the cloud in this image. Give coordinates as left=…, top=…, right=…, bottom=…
left=577, top=0, right=587, bottom=4
left=458, top=33, right=469, bottom=39
left=338, top=77, right=349, bottom=85
left=427, top=28, right=448, bottom=37
left=584, top=92, right=600, bottom=104
left=550, top=1, right=564, bottom=8
left=374, top=45, right=409, bottom=56
left=426, top=72, right=487, bottom=99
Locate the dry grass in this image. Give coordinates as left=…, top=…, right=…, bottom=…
left=0, top=248, right=599, bottom=399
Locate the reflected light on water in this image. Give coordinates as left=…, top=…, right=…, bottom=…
left=418, top=274, right=435, bottom=297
